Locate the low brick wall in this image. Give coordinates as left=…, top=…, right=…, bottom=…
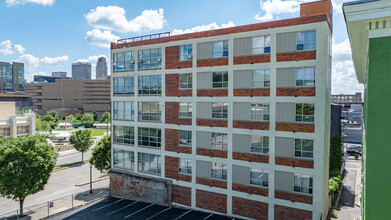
left=196, top=148, right=227, bottom=158
left=196, top=119, right=228, bottom=128
left=275, top=157, right=314, bottom=169
left=274, top=204, right=312, bottom=220
left=197, top=89, right=228, bottom=97
left=232, top=197, right=268, bottom=219
left=233, top=152, right=269, bottom=163
left=196, top=189, right=227, bottom=214
left=276, top=87, right=316, bottom=96
left=232, top=183, right=268, bottom=197
left=276, top=50, right=316, bottom=62
left=172, top=184, right=191, bottom=206
left=234, top=54, right=270, bottom=65
left=233, top=88, right=270, bottom=96
left=275, top=190, right=313, bottom=204
left=276, top=122, right=315, bottom=133
left=197, top=57, right=228, bottom=67
left=233, top=121, right=269, bottom=130
left=196, top=177, right=227, bottom=189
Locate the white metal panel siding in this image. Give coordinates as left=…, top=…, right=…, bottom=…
left=275, top=137, right=295, bottom=158
left=196, top=131, right=212, bottom=149
left=276, top=67, right=296, bottom=88
left=232, top=165, right=250, bottom=185
left=275, top=171, right=294, bottom=192
left=233, top=70, right=252, bottom=89
left=197, top=72, right=212, bottom=89
left=197, top=102, right=212, bottom=119
left=196, top=160, right=212, bottom=178
left=232, top=134, right=251, bottom=153
left=233, top=102, right=250, bottom=121
left=197, top=42, right=213, bottom=60
left=233, top=37, right=252, bottom=57
left=276, top=32, right=297, bottom=53
left=276, top=102, right=296, bottom=122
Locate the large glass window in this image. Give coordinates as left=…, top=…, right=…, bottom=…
left=113, top=149, right=134, bottom=171
left=138, top=153, right=161, bottom=174
left=113, top=77, right=135, bottom=95
left=252, top=35, right=271, bottom=54
left=179, top=130, right=192, bottom=147
left=138, top=127, right=161, bottom=148
left=250, top=136, right=269, bottom=154
left=179, top=102, right=192, bottom=118
left=212, top=72, right=228, bottom=88
left=113, top=126, right=134, bottom=145
left=138, top=75, right=161, bottom=95
left=138, top=48, right=161, bottom=70
left=250, top=169, right=269, bottom=187
left=113, top=101, right=134, bottom=120
left=297, top=30, right=316, bottom=50
left=251, top=103, right=270, bottom=121
left=179, top=158, right=192, bottom=174
left=212, top=103, right=228, bottom=119
left=113, top=52, right=135, bottom=71
left=179, top=44, right=193, bottom=61
left=211, top=163, right=227, bottom=180
left=294, top=174, right=313, bottom=194
left=17, top=125, right=29, bottom=135
left=0, top=127, right=10, bottom=136
left=179, top=73, right=192, bottom=89
left=138, top=102, right=161, bottom=121
left=252, top=69, right=270, bottom=88
left=212, top=40, right=228, bottom=58
left=212, top=133, right=227, bottom=149
left=18, top=66, right=24, bottom=92
left=296, top=67, right=315, bottom=87
left=296, top=103, right=315, bottom=122
left=295, top=139, right=314, bottom=158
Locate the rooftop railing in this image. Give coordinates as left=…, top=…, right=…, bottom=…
left=117, top=32, right=170, bottom=44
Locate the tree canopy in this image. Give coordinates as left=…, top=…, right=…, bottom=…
left=80, top=113, right=94, bottom=127
left=0, top=135, right=58, bottom=216
left=100, top=112, right=110, bottom=124
left=43, top=110, right=59, bottom=128
left=70, top=129, right=92, bottom=162
left=90, top=135, right=111, bottom=173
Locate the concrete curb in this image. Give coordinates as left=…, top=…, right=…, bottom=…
left=75, top=176, right=109, bottom=187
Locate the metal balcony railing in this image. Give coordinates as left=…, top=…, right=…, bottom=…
left=117, top=32, right=170, bottom=44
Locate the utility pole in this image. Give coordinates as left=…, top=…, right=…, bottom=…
left=89, top=164, right=93, bottom=194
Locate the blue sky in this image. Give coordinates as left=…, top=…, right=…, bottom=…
left=0, top=0, right=363, bottom=94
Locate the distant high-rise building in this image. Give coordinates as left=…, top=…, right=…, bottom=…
left=96, top=57, right=107, bottom=79
left=52, top=71, right=67, bottom=78
left=0, top=61, right=24, bottom=93
left=72, top=62, right=91, bottom=79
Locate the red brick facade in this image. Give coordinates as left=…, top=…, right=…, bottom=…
left=196, top=177, right=227, bottom=189
left=276, top=87, right=316, bottom=96
left=233, top=54, right=270, bottom=65
left=232, top=183, right=269, bottom=197
left=196, top=119, right=228, bottom=128
left=300, top=0, right=332, bottom=27
left=196, top=189, right=227, bottom=214
left=197, top=57, right=228, bottom=67
left=172, top=184, right=192, bottom=206
left=276, top=51, right=316, bottom=62
left=165, top=156, right=192, bottom=182
left=165, top=46, right=192, bottom=69
left=165, top=102, right=192, bottom=125
left=233, top=88, right=270, bottom=96
left=232, top=197, right=268, bottom=220
left=275, top=157, right=314, bottom=169
left=233, top=152, right=269, bottom=163
left=233, top=121, right=269, bottom=130
left=165, top=129, right=192, bottom=154
left=275, top=191, right=313, bottom=204
left=276, top=122, right=315, bottom=133
left=274, top=205, right=312, bottom=220
left=196, top=148, right=227, bottom=158
left=165, top=74, right=192, bottom=97
left=197, top=89, right=228, bottom=97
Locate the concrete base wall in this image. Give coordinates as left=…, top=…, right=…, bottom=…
left=110, top=170, right=172, bottom=206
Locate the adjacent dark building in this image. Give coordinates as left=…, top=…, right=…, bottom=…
left=72, top=62, right=91, bottom=79
left=96, top=57, right=108, bottom=79
left=0, top=61, right=24, bottom=93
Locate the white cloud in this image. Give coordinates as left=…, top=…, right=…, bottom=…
left=85, top=6, right=165, bottom=33
left=16, top=54, right=40, bottom=73
left=85, top=29, right=120, bottom=48
left=172, top=21, right=235, bottom=35
left=40, top=55, right=68, bottom=65
left=332, top=0, right=351, bottom=14
left=6, top=0, right=55, bottom=6
left=333, top=38, right=352, bottom=62
left=254, top=0, right=302, bottom=21
left=0, top=40, right=13, bottom=55
left=14, top=44, right=25, bottom=54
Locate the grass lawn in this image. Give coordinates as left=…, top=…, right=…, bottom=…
left=88, top=129, right=107, bottom=137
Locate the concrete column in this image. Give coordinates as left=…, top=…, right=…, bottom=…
left=27, top=113, right=36, bottom=135
left=10, top=114, right=17, bottom=137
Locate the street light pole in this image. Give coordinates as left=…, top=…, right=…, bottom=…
left=89, top=164, right=93, bottom=194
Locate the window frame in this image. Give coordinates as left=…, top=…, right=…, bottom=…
left=179, top=102, right=192, bottom=118
left=138, top=75, right=162, bottom=95
left=138, top=48, right=162, bottom=70
left=179, top=44, right=193, bottom=61
left=211, top=133, right=227, bottom=150
left=211, top=162, right=227, bottom=180
left=113, top=101, right=135, bottom=121
left=250, top=103, right=270, bottom=121
left=178, top=158, right=192, bottom=175
left=113, top=125, right=135, bottom=145
left=179, top=130, right=192, bottom=147
left=250, top=136, right=269, bottom=154
left=295, top=103, right=315, bottom=123
left=296, top=67, right=315, bottom=87
left=113, top=77, right=135, bottom=95
left=138, top=152, right=161, bottom=174
left=296, top=30, right=316, bottom=51
left=294, top=174, right=313, bottom=194
left=212, top=40, right=228, bottom=58
left=113, top=51, right=135, bottom=72
left=138, top=101, right=161, bottom=121
left=137, top=127, right=161, bottom=148
left=252, top=69, right=271, bottom=88
left=113, top=149, right=135, bottom=171
left=250, top=168, right=269, bottom=187
left=179, top=73, right=192, bottom=89
left=212, top=102, right=228, bottom=119
left=252, top=35, right=271, bottom=54
left=295, top=139, right=314, bottom=159
left=212, top=72, right=228, bottom=88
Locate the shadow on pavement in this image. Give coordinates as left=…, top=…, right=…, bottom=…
left=74, top=188, right=109, bottom=203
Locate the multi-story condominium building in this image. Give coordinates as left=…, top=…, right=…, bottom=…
left=0, top=102, right=35, bottom=137
left=344, top=0, right=391, bottom=219
left=109, top=0, right=332, bottom=219
left=96, top=57, right=108, bottom=79
left=52, top=71, right=67, bottom=78
left=0, top=61, right=24, bottom=93
left=72, top=62, right=91, bottom=80
left=331, top=92, right=362, bottom=105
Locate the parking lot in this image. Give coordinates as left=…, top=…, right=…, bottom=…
left=57, top=197, right=241, bottom=220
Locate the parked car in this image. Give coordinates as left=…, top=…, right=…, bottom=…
left=347, top=149, right=361, bottom=156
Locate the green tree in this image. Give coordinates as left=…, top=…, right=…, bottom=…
left=70, top=130, right=92, bottom=162
left=330, top=135, right=342, bottom=171
left=0, top=135, right=58, bottom=216
left=91, top=111, right=98, bottom=121
left=90, top=135, right=111, bottom=174
left=66, top=115, right=80, bottom=126
left=75, top=113, right=82, bottom=120
left=100, top=112, right=111, bottom=123
left=80, top=113, right=94, bottom=127
left=43, top=110, right=59, bottom=128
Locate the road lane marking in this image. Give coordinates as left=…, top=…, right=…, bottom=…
left=92, top=199, right=123, bottom=212
left=145, top=207, right=171, bottom=220
left=174, top=210, right=192, bottom=220
left=107, top=201, right=137, bottom=215
left=124, top=203, right=154, bottom=218
left=203, top=214, right=213, bottom=220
